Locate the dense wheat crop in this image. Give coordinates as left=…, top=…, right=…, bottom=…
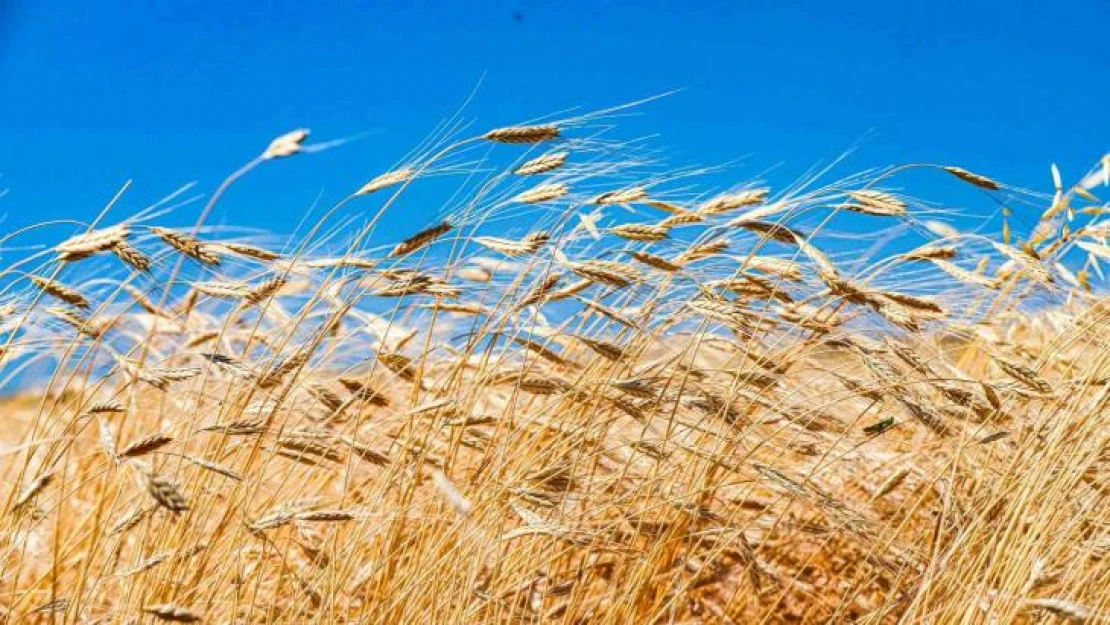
left=1, top=102, right=1109, bottom=623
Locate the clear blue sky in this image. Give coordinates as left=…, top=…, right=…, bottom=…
left=1, top=0, right=1107, bottom=240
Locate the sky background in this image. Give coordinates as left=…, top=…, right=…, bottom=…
left=1, top=0, right=1107, bottom=245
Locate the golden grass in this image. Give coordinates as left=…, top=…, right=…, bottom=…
left=1, top=104, right=1109, bottom=623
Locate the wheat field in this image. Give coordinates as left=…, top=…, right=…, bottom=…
left=1, top=103, right=1109, bottom=623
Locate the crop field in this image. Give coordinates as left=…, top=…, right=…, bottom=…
left=1, top=107, right=1109, bottom=623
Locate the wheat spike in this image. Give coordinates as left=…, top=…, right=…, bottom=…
left=512, top=336, right=570, bottom=366
left=519, top=272, right=564, bottom=307
left=152, top=227, right=221, bottom=265
left=111, top=242, right=152, bottom=272
left=305, top=257, right=378, bottom=270
left=699, top=189, right=768, bottom=215
left=994, top=357, right=1053, bottom=395
left=131, top=365, right=202, bottom=390
left=473, top=232, right=548, bottom=256
left=543, top=278, right=591, bottom=302
left=514, top=183, right=569, bottom=204
left=744, top=256, right=803, bottom=281
left=88, top=399, right=125, bottom=414
left=568, top=260, right=642, bottom=288
left=214, top=241, right=281, bottom=261
left=108, top=507, right=150, bottom=536
left=357, top=168, right=415, bottom=195
left=677, top=238, right=730, bottom=262
left=202, top=417, right=267, bottom=436
left=872, top=466, right=912, bottom=499
left=844, top=190, right=908, bottom=216
left=658, top=210, right=705, bottom=227
left=120, top=284, right=166, bottom=317
left=118, top=553, right=170, bottom=578
left=96, top=420, right=119, bottom=465
left=341, top=435, right=391, bottom=465
left=514, top=151, right=568, bottom=175
left=243, top=276, right=288, bottom=307
left=144, top=470, right=190, bottom=514
left=184, top=456, right=242, bottom=481
left=575, top=336, right=626, bottom=361
left=943, top=165, right=1001, bottom=191
left=593, top=187, right=648, bottom=205
left=879, top=290, right=945, bottom=315
left=576, top=296, right=640, bottom=328
left=295, top=509, right=357, bottom=522
left=143, top=603, right=203, bottom=623
left=628, top=251, right=683, bottom=272
left=991, top=242, right=1054, bottom=284
left=263, top=128, right=309, bottom=159
left=120, top=433, right=174, bottom=458
left=30, top=276, right=90, bottom=309
left=484, top=124, right=560, bottom=144
left=12, top=474, right=51, bottom=512
left=193, top=281, right=250, bottom=300
left=645, top=199, right=695, bottom=215
left=931, top=259, right=998, bottom=288
left=1024, top=597, right=1092, bottom=622
left=56, top=225, right=130, bottom=260
left=610, top=223, right=670, bottom=242
left=903, top=244, right=958, bottom=262
left=48, top=306, right=103, bottom=338
left=433, top=470, right=473, bottom=518
left=390, top=222, right=453, bottom=257
left=200, top=353, right=257, bottom=380
left=31, top=598, right=70, bottom=614
left=733, top=219, right=805, bottom=244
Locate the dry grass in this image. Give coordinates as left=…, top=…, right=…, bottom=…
left=1, top=105, right=1109, bottom=623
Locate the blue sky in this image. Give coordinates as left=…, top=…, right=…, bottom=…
left=1, top=0, right=1107, bottom=243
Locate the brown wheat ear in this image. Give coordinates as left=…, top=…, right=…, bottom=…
left=484, top=124, right=561, bottom=144
left=143, top=603, right=203, bottom=623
